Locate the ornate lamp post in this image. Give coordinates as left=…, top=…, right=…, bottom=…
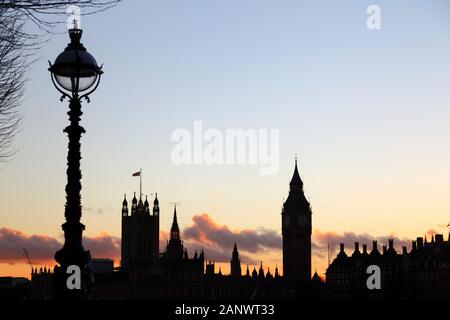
left=49, top=27, right=103, bottom=299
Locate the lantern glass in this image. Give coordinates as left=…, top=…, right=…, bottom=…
left=54, top=73, right=98, bottom=92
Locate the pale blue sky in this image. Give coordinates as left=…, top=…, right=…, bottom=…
left=1, top=0, right=450, bottom=244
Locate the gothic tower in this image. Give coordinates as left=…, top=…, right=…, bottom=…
left=121, top=193, right=160, bottom=270
left=230, top=243, right=242, bottom=278
left=166, top=206, right=184, bottom=261
left=282, top=159, right=312, bottom=284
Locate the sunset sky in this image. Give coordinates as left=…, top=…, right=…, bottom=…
left=1, top=0, right=450, bottom=278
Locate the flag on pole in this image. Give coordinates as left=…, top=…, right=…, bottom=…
left=132, top=169, right=143, bottom=198
left=132, top=171, right=141, bottom=177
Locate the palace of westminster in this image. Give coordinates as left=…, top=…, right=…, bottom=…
left=28, top=163, right=449, bottom=300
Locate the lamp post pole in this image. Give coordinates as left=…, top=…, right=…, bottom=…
left=49, top=28, right=103, bottom=299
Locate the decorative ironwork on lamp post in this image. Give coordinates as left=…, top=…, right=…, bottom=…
left=49, top=27, right=103, bottom=299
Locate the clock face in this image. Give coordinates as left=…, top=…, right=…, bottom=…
left=297, top=215, right=307, bottom=226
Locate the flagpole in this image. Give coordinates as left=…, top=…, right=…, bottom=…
left=140, top=168, right=142, bottom=199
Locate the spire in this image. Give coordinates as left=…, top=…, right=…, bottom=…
left=258, top=261, right=265, bottom=278
left=246, top=265, right=250, bottom=277
left=173, top=205, right=178, bottom=225
left=312, top=271, right=322, bottom=284
left=290, top=155, right=303, bottom=189
left=232, top=243, right=239, bottom=260
left=230, top=243, right=241, bottom=277
left=170, top=205, right=180, bottom=240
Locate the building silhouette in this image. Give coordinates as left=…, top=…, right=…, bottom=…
left=282, top=159, right=312, bottom=295
left=230, top=243, right=241, bottom=278
left=28, top=162, right=449, bottom=300
left=121, top=193, right=159, bottom=273
left=326, top=235, right=450, bottom=300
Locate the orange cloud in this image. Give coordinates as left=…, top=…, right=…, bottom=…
left=0, top=227, right=122, bottom=265
left=1, top=217, right=439, bottom=276
left=312, top=229, right=411, bottom=259
left=0, top=227, right=60, bottom=264
left=182, top=213, right=281, bottom=265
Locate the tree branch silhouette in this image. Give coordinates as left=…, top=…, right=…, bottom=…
left=0, top=0, right=121, bottom=161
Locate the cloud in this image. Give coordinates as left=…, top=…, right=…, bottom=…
left=0, top=227, right=121, bottom=265
left=0, top=227, right=61, bottom=264
left=312, top=230, right=411, bottom=259
left=84, top=232, right=120, bottom=260
left=84, top=207, right=115, bottom=215
left=1, top=215, right=442, bottom=271
left=182, top=213, right=281, bottom=264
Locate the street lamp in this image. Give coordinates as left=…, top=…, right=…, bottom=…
left=49, top=27, right=103, bottom=299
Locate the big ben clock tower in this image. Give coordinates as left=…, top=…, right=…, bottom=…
left=282, top=159, right=312, bottom=286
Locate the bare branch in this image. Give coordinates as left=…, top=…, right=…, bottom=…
left=0, top=0, right=121, bottom=161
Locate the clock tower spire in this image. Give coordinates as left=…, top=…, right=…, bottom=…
left=282, top=157, right=312, bottom=290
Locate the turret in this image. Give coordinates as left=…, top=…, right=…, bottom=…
left=153, top=193, right=160, bottom=216
left=131, top=192, right=138, bottom=215
left=137, top=195, right=144, bottom=214
left=144, top=195, right=150, bottom=215
left=122, top=194, right=129, bottom=217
